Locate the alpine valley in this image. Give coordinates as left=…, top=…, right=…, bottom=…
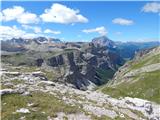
left=1, top=36, right=160, bottom=120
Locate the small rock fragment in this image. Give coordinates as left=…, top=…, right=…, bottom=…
left=16, top=108, right=30, bottom=113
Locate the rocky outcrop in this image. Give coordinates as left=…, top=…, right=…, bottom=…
left=41, top=47, right=124, bottom=90
left=44, top=51, right=99, bottom=90
left=36, top=59, right=44, bottom=67
left=47, top=55, right=64, bottom=67
left=0, top=89, right=16, bottom=95
left=0, top=88, right=25, bottom=95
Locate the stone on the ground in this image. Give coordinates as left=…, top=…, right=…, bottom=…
left=0, top=89, right=15, bottom=95
left=16, top=108, right=30, bottom=113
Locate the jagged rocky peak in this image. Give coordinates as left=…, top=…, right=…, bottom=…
left=10, top=38, right=29, bottom=44
left=49, top=38, right=62, bottom=43
left=2, top=37, right=62, bottom=44
left=1, top=37, right=29, bottom=52
left=92, top=36, right=116, bottom=48
left=33, top=37, right=62, bottom=44
left=33, top=37, right=48, bottom=43
left=1, top=37, right=63, bottom=52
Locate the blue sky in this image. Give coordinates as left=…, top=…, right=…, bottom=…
left=0, top=1, right=159, bottom=42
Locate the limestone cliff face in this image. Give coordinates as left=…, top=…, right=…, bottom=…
left=40, top=46, right=124, bottom=90
left=42, top=51, right=100, bottom=90
left=47, top=55, right=64, bottom=67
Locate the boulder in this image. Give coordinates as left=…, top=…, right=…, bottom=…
left=16, top=108, right=30, bottom=113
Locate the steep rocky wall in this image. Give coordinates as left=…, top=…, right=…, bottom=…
left=33, top=48, right=122, bottom=90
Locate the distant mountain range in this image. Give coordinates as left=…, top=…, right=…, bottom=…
left=115, top=41, right=160, bottom=59
left=1, top=37, right=62, bottom=52
left=1, top=36, right=159, bottom=59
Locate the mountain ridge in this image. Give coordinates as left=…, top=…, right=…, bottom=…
left=1, top=36, right=159, bottom=59
left=101, top=46, right=160, bottom=103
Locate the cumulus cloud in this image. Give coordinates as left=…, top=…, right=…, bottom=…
left=142, top=2, right=160, bottom=13
left=22, top=25, right=42, bottom=33
left=0, top=25, right=25, bottom=40
left=2, top=6, right=24, bottom=21
left=112, top=18, right=134, bottom=25
left=40, top=3, right=88, bottom=24
left=17, top=12, right=39, bottom=24
left=1, top=6, right=39, bottom=24
left=82, top=26, right=107, bottom=36
left=0, top=25, right=39, bottom=40
left=44, top=29, right=61, bottom=34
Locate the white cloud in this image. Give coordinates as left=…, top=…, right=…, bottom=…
left=2, top=6, right=24, bottom=21
left=1, top=6, right=39, bottom=24
left=142, top=2, right=160, bottom=13
left=22, top=25, right=41, bottom=33
left=82, top=26, right=107, bottom=36
left=44, top=29, right=61, bottom=34
left=17, top=12, right=39, bottom=24
left=0, top=25, right=39, bottom=40
left=0, top=25, right=61, bottom=40
left=40, top=3, right=88, bottom=24
left=112, top=18, right=134, bottom=25
left=0, top=26, right=25, bottom=40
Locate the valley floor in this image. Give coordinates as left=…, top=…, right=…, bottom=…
left=1, top=64, right=160, bottom=120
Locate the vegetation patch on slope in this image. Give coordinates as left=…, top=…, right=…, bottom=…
left=101, top=70, right=160, bottom=103
left=129, top=54, right=160, bottom=70
left=96, top=68, right=115, bottom=84
left=1, top=91, right=81, bottom=120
